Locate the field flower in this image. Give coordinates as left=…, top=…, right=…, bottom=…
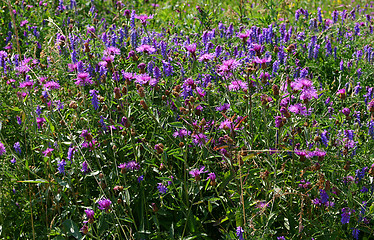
left=157, top=183, right=167, bottom=194
left=189, top=166, right=207, bottom=181
left=97, top=198, right=112, bottom=212
left=173, top=129, right=190, bottom=138
left=81, top=161, right=89, bottom=173
left=228, top=80, right=248, bottom=91
left=136, top=44, right=156, bottom=54
left=218, top=59, right=241, bottom=75
left=198, top=53, right=214, bottom=62
left=85, top=209, right=95, bottom=223
left=42, top=148, right=54, bottom=157
left=75, top=72, right=93, bottom=86
left=14, top=142, right=21, bottom=154
left=236, top=226, right=244, bottom=240
left=43, top=81, right=60, bottom=90
left=57, top=159, right=66, bottom=174
left=135, top=14, right=153, bottom=25
left=0, top=142, right=6, bottom=156
left=192, top=133, right=208, bottom=147
left=341, top=208, right=354, bottom=224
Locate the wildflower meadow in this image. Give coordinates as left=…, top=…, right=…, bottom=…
left=1, top=0, right=374, bottom=239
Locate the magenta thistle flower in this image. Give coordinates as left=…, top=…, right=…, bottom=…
left=228, top=80, right=248, bottom=91
left=185, top=43, right=197, bottom=54
left=0, top=142, right=6, bottom=156
left=135, top=14, right=153, bottom=25
left=85, top=209, right=95, bottom=220
left=103, top=46, right=120, bottom=57
left=136, top=44, right=156, bottom=54
left=218, top=59, right=241, bottom=75
left=19, top=81, right=34, bottom=89
left=192, top=133, right=208, bottom=147
left=189, top=166, right=208, bottom=181
left=75, top=72, right=93, bottom=86
left=42, top=148, right=54, bottom=157
left=198, top=53, right=215, bottom=62
left=44, top=81, right=60, bottom=90
left=97, top=198, right=112, bottom=212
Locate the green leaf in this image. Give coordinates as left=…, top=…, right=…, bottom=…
left=62, top=219, right=82, bottom=239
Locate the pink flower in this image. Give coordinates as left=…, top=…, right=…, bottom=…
left=75, top=72, right=93, bottom=86
left=136, top=44, right=156, bottom=54
left=135, top=14, right=153, bottom=25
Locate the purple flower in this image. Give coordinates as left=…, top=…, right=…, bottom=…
left=192, top=133, right=208, bottom=147
left=277, top=237, right=286, bottom=240
left=136, top=44, right=156, bottom=54
left=81, top=161, right=89, bottom=174
left=236, top=226, right=244, bottom=240
left=216, top=103, right=230, bottom=112
left=89, top=89, right=99, bottom=110
left=219, top=119, right=234, bottom=130
left=42, top=148, right=54, bottom=157
left=228, top=80, right=248, bottom=91
left=189, top=166, right=208, bottom=181
left=352, top=228, right=360, bottom=240
left=126, top=161, right=140, bottom=171
left=218, top=59, right=241, bottom=75
left=67, top=146, right=75, bottom=163
left=43, top=81, right=60, bottom=90
left=14, top=142, right=21, bottom=154
left=103, top=46, right=120, bottom=57
left=75, top=72, right=93, bottom=86
left=135, top=14, right=153, bottom=25
left=0, top=142, right=6, bottom=156
left=97, top=198, right=112, bottom=212
left=198, top=53, right=215, bottom=62
left=85, top=209, right=95, bottom=220
left=341, top=208, right=354, bottom=224
left=157, top=183, right=168, bottom=194
left=137, top=175, right=144, bottom=182
left=173, top=129, right=190, bottom=139
left=57, top=159, right=66, bottom=174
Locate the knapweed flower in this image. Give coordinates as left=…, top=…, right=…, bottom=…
left=189, top=166, right=207, bottom=181
left=254, top=56, right=272, bottom=69
left=277, top=237, right=286, bottom=240
left=80, top=224, right=88, bottom=235
left=97, top=198, right=112, bottom=212
left=185, top=43, right=197, bottom=55
left=173, top=129, right=191, bottom=139
left=0, top=142, right=6, bottom=156
left=136, top=44, right=156, bottom=54
left=85, top=209, right=95, bottom=223
left=216, top=103, right=230, bottom=112
left=198, top=53, right=215, bottom=62
left=126, top=161, right=140, bottom=171
left=337, top=88, right=346, bottom=100
left=219, top=119, right=234, bottom=130
left=218, top=59, right=241, bottom=75
left=19, top=80, right=34, bottom=89
left=135, top=14, right=153, bottom=25
left=103, top=46, right=120, bottom=57
left=43, top=81, right=60, bottom=90
left=192, top=133, right=208, bottom=147
left=207, top=172, right=216, bottom=185
left=75, top=72, right=93, bottom=86
left=236, top=226, right=244, bottom=240
left=42, top=148, right=54, bottom=157
left=157, top=183, right=168, bottom=194
left=228, top=80, right=248, bottom=91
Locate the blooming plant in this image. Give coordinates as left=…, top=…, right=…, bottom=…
left=1, top=0, right=374, bottom=239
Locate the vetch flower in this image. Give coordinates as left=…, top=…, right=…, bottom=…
left=57, top=159, right=66, bottom=174
left=81, top=161, right=89, bottom=174
left=341, top=208, right=354, bottom=224
left=236, top=226, right=244, bottom=240
left=14, top=142, right=21, bottom=154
